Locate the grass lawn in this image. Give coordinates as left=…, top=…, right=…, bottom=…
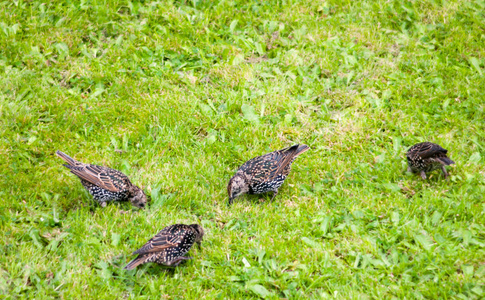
left=1, top=0, right=484, bottom=298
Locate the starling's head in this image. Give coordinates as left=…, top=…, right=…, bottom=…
left=227, top=173, right=249, bottom=205
left=129, top=186, right=148, bottom=209
left=190, top=224, right=205, bottom=244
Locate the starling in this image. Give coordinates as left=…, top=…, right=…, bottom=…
left=56, top=150, right=147, bottom=208
left=227, top=144, right=310, bottom=205
left=124, top=224, right=204, bottom=270
left=406, top=142, right=455, bottom=180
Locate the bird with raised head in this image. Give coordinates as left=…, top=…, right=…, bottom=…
left=227, top=144, right=310, bottom=205
left=56, top=150, right=147, bottom=208
left=124, top=224, right=204, bottom=270
left=406, top=142, right=455, bottom=180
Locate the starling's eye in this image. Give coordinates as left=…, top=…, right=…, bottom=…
left=139, top=203, right=145, bottom=208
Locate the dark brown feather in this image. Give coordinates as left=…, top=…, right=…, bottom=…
left=406, top=142, right=455, bottom=179
left=133, top=225, right=191, bottom=255
left=270, top=144, right=310, bottom=180
left=56, top=150, right=79, bottom=166
left=228, top=144, right=310, bottom=204
left=65, top=164, right=125, bottom=192
left=56, top=150, right=147, bottom=208
left=409, top=142, right=447, bottom=160
left=124, top=257, right=146, bottom=270
left=124, top=224, right=204, bottom=270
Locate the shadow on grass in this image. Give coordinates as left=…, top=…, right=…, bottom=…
left=122, top=262, right=190, bottom=277
left=230, top=193, right=280, bottom=206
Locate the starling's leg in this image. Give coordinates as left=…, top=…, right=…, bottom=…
left=171, top=256, right=192, bottom=266
left=270, top=190, right=278, bottom=201
left=441, top=165, right=449, bottom=179
left=101, top=201, right=107, bottom=208
left=407, top=166, right=412, bottom=173
left=420, top=171, right=427, bottom=180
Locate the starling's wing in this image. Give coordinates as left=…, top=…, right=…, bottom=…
left=238, top=145, right=309, bottom=183
left=238, top=152, right=279, bottom=182
left=65, top=164, right=129, bottom=192
left=270, top=144, right=309, bottom=180
left=413, top=142, right=447, bottom=159
left=251, top=156, right=280, bottom=183
left=133, top=225, right=192, bottom=255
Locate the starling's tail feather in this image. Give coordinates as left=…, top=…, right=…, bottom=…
left=271, top=144, right=310, bottom=180
left=56, top=150, right=77, bottom=166
left=293, top=144, right=310, bottom=157
left=439, top=157, right=455, bottom=165
left=283, top=144, right=309, bottom=156
left=124, top=257, right=145, bottom=270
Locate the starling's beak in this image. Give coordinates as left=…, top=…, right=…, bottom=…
left=197, top=241, right=202, bottom=250
left=228, top=197, right=233, bottom=206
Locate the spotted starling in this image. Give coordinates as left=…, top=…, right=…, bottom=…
left=56, top=150, right=147, bottom=208
left=227, top=144, right=310, bottom=205
left=406, top=142, right=455, bottom=180
left=124, top=224, right=204, bottom=270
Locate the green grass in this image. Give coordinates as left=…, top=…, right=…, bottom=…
left=1, top=0, right=485, bottom=298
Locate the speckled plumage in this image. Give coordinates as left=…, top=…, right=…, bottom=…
left=227, top=144, right=310, bottom=205
left=56, top=150, right=147, bottom=208
left=406, top=142, right=455, bottom=179
left=124, top=224, right=204, bottom=270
